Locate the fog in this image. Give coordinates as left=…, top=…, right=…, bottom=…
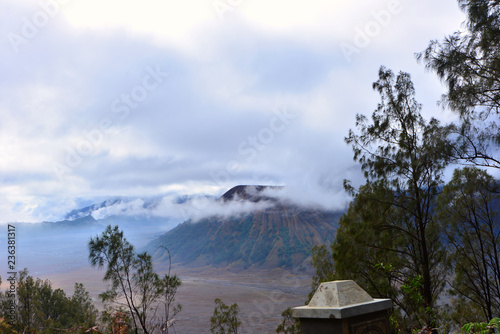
left=0, top=184, right=348, bottom=283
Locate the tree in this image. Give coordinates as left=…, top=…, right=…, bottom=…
left=89, top=225, right=145, bottom=333
left=0, top=269, right=98, bottom=333
left=342, top=66, right=450, bottom=328
left=276, top=307, right=300, bottom=334
left=0, top=318, right=17, bottom=334
left=210, top=298, right=241, bottom=334
left=332, top=182, right=431, bottom=330
left=70, top=283, right=99, bottom=329
left=308, top=245, right=336, bottom=302
left=88, top=225, right=181, bottom=334
left=461, top=318, right=500, bottom=334
left=436, top=167, right=500, bottom=321
left=16, top=269, right=43, bottom=333
left=0, top=274, right=16, bottom=334
left=155, top=245, right=182, bottom=333
left=99, top=306, right=133, bottom=334
left=418, top=0, right=500, bottom=169
left=420, top=0, right=500, bottom=118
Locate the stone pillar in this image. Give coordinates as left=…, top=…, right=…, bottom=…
left=292, top=280, right=392, bottom=334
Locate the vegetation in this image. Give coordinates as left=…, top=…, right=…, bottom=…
left=418, top=0, right=500, bottom=169
left=309, top=245, right=335, bottom=301
left=0, top=225, right=181, bottom=333
left=437, top=167, right=500, bottom=322
left=341, top=66, right=450, bottom=328
left=311, top=1, right=500, bottom=332
left=210, top=298, right=241, bottom=334
left=0, top=269, right=98, bottom=333
left=88, top=225, right=182, bottom=334
left=461, top=318, right=500, bottom=334
left=276, top=307, right=301, bottom=334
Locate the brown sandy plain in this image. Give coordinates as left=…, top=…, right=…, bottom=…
left=33, top=265, right=310, bottom=333
left=2, top=234, right=312, bottom=334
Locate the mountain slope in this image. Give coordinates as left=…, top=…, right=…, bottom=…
left=146, top=185, right=342, bottom=269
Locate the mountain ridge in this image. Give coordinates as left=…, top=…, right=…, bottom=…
left=146, top=185, right=342, bottom=270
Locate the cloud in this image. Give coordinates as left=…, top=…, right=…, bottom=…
left=262, top=183, right=350, bottom=212
left=67, top=181, right=349, bottom=227
left=90, top=199, right=148, bottom=220
left=0, top=0, right=466, bottom=224
left=67, top=193, right=275, bottom=225
left=161, top=195, right=275, bottom=223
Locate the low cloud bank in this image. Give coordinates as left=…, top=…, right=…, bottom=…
left=87, top=194, right=275, bottom=223
left=261, top=184, right=350, bottom=211
left=65, top=183, right=350, bottom=225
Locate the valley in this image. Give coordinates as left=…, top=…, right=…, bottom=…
left=0, top=185, right=340, bottom=333
left=6, top=248, right=311, bottom=333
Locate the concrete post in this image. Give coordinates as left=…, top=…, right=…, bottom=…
left=292, top=280, right=392, bottom=334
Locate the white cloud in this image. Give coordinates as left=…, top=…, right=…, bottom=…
left=77, top=193, right=275, bottom=224
left=63, top=0, right=216, bottom=52
left=0, top=0, right=468, bottom=223
left=263, top=185, right=350, bottom=212
left=91, top=199, right=147, bottom=220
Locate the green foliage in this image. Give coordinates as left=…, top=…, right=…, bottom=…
left=0, top=319, right=17, bottom=334
left=158, top=264, right=182, bottom=333
left=210, top=298, right=241, bottom=334
left=436, top=167, right=500, bottom=321
left=99, top=306, right=134, bottom=334
left=316, top=2, right=500, bottom=332
left=401, top=275, right=423, bottom=305
left=335, top=184, right=405, bottom=283
left=0, top=269, right=98, bottom=333
left=70, top=282, right=100, bottom=328
left=309, top=245, right=336, bottom=302
left=462, top=318, right=500, bottom=334
left=88, top=225, right=182, bottom=334
left=331, top=182, right=424, bottom=331
left=419, top=0, right=500, bottom=169
left=440, top=297, right=485, bottom=329
left=419, top=0, right=500, bottom=119
left=276, top=307, right=300, bottom=334
left=346, top=66, right=450, bottom=186
left=342, top=67, right=450, bottom=329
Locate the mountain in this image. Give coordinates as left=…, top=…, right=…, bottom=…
left=146, top=185, right=343, bottom=270
left=219, top=185, right=283, bottom=203
left=64, top=194, right=215, bottom=221
left=64, top=197, right=167, bottom=220
left=64, top=199, right=124, bottom=220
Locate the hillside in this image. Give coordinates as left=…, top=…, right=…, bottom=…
left=146, top=185, right=342, bottom=270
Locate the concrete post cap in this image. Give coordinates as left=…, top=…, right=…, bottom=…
left=292, top=280, right=392, bottom=319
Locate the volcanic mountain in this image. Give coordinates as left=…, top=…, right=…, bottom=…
left=146, top=185, right=342, bottom=269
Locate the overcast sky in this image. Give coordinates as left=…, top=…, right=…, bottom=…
left=0, top=0, right=467, bottom=223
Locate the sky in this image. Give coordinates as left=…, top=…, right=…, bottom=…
left=0, top=0, right=467, bottom=223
